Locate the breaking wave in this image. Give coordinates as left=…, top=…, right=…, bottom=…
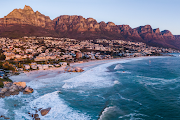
left=14, top=91, right=91, bottom=120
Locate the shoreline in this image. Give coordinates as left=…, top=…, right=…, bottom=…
left=9, top=55, right=168, bottom=82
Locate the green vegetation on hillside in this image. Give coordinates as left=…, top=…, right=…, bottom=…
left=0, top=77, right=12, bottom=88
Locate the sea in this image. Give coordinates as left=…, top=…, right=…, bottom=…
left=0, top=54, right=180, bottom=120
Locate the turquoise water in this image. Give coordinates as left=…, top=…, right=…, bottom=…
left=1, top=54, right=180, bottom=120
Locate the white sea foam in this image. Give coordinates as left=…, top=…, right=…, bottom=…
left=62, top=65, right=111, bottom=89
left=114, top=64, right=124, bottom=70
left=14, top=91, right=91, bottom=120
left=114, top=80, right=121, bottom=85
left=0, top=99, right=8, bottom=115
left=119, top=113, right=148, bottom=120
left=99, top=106, right=123, bottom=120
left=62, top=59, right=141, bottom=89
left=136, top=76, right=180, bottom=90
left=62, top=58, right=154, bottom=89
left=117, top=93, right=142, bottom=106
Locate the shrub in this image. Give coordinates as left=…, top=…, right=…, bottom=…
left=2, top=61, right=15, bottom=71
left=3, top=77, right=13, bottom=82
left=0, top=80, right=4, bottom=88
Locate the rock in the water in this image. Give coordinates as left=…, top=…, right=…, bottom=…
left=23, top=91, right=30, bottom=94
left=33, top=114, right=39, bottom=118
left=1, top=95, right=5, bottom=98
left=18, top=86, right=24, bottom=91
left=38, top=108, right=42, bottom=111
left=5, top=92, right=11, bottom=97
left=24, top=86, right=34, bottom=93
left=35, top=118, right=40, bottom=120
left=4, top=117, right=10, bottom=119
left=9, top=85, right=19, bottom=92
left=10, top=91, right=19, bottom=95
left=0, top=93, right=3, bottom=97
left=13, top=82, right=26, bottom=89
left=0, top=81, right=34, bottom=98
left=40, top=107, right=51, bottom=116
left=0, top=115, right=5, bottom=118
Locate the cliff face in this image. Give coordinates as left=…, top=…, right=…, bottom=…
left=2, top=5, right=53, bottom=30
left=53, top=15, right=120, bottom=33
left=0, top=5, right=179, bottom=50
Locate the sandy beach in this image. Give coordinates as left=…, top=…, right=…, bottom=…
left=9, top=58, right=120, bottom=82
left=9, top=56, right=160, bottom=82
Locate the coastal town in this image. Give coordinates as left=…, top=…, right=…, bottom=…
left=0, top=36, right=179, bottom=74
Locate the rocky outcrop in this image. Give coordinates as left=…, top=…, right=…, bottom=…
left=24, top=86, right=34, bottom=93
left=118, top=25, right=141, bottom=38
left=13, top=82, right=26, bottom=88
left=28, top=107, right=51, bottom=120
left=53, top=15, right=100, bottom=33
left=53, top=15, right=123, bottom=34
left=65, top=66, right=84, bottom=72
left=0, top=115, right=10, bottom=119
left=0, top=81, right=33, bottom=98
left=161, top=30, right=175, bottom=40
left=40, top=107, right=51, bottom=116
left=0, top=18, right=4, bottom=27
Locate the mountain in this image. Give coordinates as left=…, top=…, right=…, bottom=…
left=0, top=5, right=179, bottom=50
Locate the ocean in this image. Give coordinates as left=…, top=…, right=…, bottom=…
left=1, top=54, right=180, bottom=120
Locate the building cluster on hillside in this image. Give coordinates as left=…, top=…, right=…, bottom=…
left=0, top=36, right=179, bottom=72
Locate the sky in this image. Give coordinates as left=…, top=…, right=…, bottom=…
left=0, top=0, right=180, bottom=35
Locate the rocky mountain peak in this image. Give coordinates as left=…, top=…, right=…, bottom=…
left=87, top=18, right=96, bottom=22
left=136, top=25, right=153, bottom=34
left=23, top=5, right=33, bottom=11
left=161, top=30, right=175, bottom=39
left=3, top=5, right=53, bottom=30
left=153, top=28, right=160, bottom=34
left=161, top=30, right=173, bottom=36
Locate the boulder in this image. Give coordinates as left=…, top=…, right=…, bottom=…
left=33, top=114, right=39, bottom=118
left=1, top=95, right=5, bottom=98
left=18, top=86, right=25, bottom=91
left=10, top=91, right=19, bottom=95
left=75, top=67, right=84, bottom=72
left=3, top=82, right=12, bottom=87
left=23, top=92, right=30, bottom=94
left=65, top=66, right=84, bottom=72
left=4, top=117, right=10, bottom=119
left=0, top=115, right=4, bottom=118
left=5, top=92, right=11, bottom=97
left=9, top=85, right=19, bottom=92
left=0, top=87, right=8, bottom=93
left=13, top=82, right=26, bottom=89
left=24, top=87, right=34, bottom=93
left=40, top=107, right=51, bottom=116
